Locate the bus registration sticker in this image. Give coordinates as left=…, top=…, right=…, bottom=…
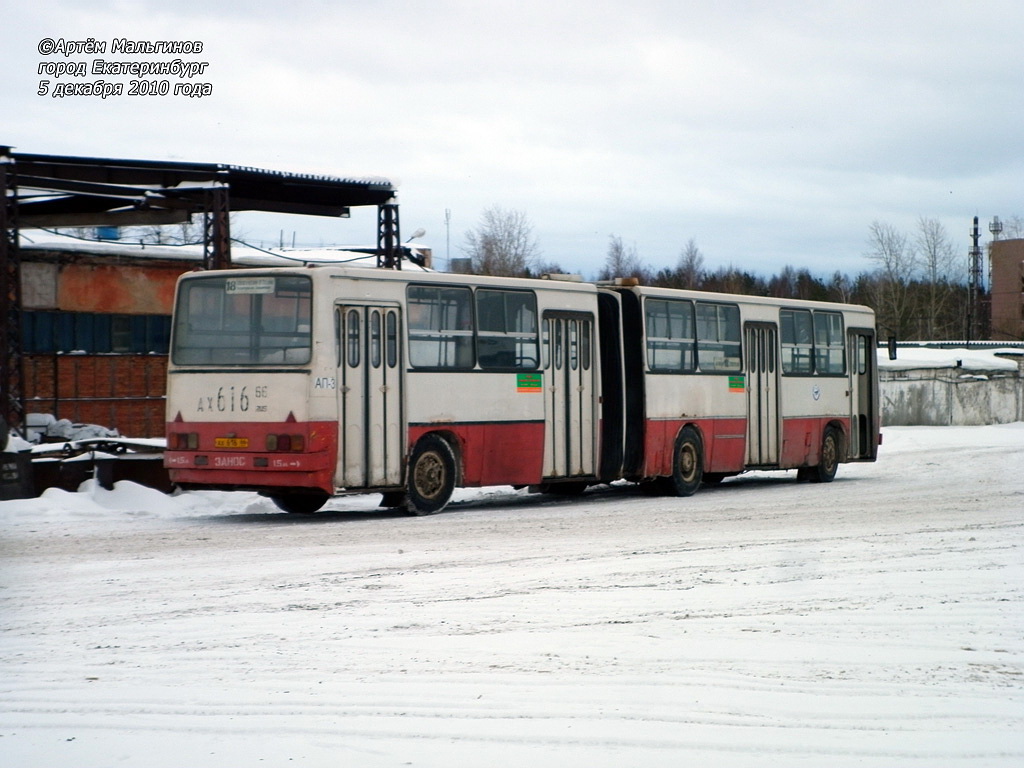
left=516, top=373, right=543, bottom=393
left=728, top=375, right=745, bottom=392
left=215, top=437, right=250, bottom=448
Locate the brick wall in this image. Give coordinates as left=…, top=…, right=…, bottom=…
left=990, top=239, right=1024, bottom=341
left=25, top=354, right=168, bottom=438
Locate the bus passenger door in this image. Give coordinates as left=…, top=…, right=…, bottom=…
left=542, top=313, right=596, bottom=478
left=337, top=305, right=404, bottom=489
left=744, top=323, right=780, bottom=466
left=847, top=328, right=878, bottom=460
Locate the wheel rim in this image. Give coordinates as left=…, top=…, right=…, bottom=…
left=414, top=451, right=446, bottom=500
left=822, top=434, right=837, bottom=473
left=679, top=443, right=698, bottom=483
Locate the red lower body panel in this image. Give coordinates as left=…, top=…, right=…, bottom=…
left=642, top=418, right=747, bottom=476
left=165, top=420, right=338, bottom=494
left=642, top=416, right=850, bottom=476
left=780, top=417, right=850, bottom=468
left=408, top=421, right=545, bottom=487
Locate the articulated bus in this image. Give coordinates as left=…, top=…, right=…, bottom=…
left=164, top=266, right=879, bottom=514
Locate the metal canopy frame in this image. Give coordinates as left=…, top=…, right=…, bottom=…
left=7, top=150, right=397, bottom=225
left=1, top=146, right=402, bottom=436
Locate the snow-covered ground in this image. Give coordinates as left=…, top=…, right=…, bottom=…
left=2, top=424, right=1023, bottom=767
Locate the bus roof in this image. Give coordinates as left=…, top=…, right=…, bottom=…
left=615, top=283, right=875, bottom=316
left=176, top=266, right=875, bottom=315
left=177, top=265, right=601, bottom=294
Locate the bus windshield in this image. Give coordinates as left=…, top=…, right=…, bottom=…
left=172, top=274, right=312, bottom=365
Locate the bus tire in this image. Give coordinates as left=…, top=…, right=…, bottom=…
left=669, top=426, right=703, bottom=497
left=406, top=434, right=457, bottom=515
left=810, top=426, right=840, bottom=483
left=268, top=492, right=329, bottom=514
left=379, top=491, right=407, bottom=508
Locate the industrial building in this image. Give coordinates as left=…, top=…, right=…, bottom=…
left=990, top=238, right=1024, bottom=341
left=16, top=235, right=430, bottom=438
left=2, top=148, right=411, bottom=439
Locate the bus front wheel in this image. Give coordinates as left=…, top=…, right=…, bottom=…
left=406, top=435, right=457, bottom=515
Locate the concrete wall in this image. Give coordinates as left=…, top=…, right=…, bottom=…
left=881, top=369, right=1023, bottom=426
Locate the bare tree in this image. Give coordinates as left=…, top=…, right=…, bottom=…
left=703, top=265, right=762, bottom=295
left=769, top=265, right=798, bottom=298
left=914, top=216, right=959, bottom=337
left=677, top=238, right=704, bottom=289
left=599, top=234, right=645, bottom=280
left=866, top=220, right=918, bottom=339
left=827, top=270, right=854, bottom=304
left=129, top=224, right=174, bottom=244
left=462, top=206, right=540, bottom=276
left=999, top=215, right=1024, bottom=239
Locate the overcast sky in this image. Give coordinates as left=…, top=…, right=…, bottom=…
left=6, top=0, right=1022, bottom=277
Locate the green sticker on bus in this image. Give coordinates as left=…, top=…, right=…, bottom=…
left=517, top=372, right=543, bottom=392
left=728, top=375, right=745, bottom=392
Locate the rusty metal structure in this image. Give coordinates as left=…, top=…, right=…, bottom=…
left=1, top=157, right=24, bottom=440
left=1, top=147, right=399, bottom=437
left=377, top=202, right=402, bottom=269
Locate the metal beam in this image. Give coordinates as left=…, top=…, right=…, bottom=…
left=376, top=203, right=401, bottom=269
left=21, top=209, right=190, bottom=229
left=1, top=154, right=26, bottom=437
left=202, top=185, right=231, bottom=270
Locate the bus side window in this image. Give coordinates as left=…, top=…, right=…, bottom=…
left=695, top=302, right=741, bottom=373
left=346, top=309, right=360, bottom=368
left=476, top=289, right=539, bottom=369
left=813, top=311, right=846, bottom=375
left=780, top=308, right=813, bottom=374
left=554, top=319, right=563, bottom=369
left=542, top=319, right=550, bottom=370
left=644, top=298, right=695, bottom=373
left=370, top=310, right=382, bottom=369
left=569, top=320, right=579, bottom=370
left=580, top=319, right=591, bottom=370
left=335, top=308, right=341, bottom=367
left=386, top=311, right=398, bottom=369
left=407, top=285, right=474, bottom=369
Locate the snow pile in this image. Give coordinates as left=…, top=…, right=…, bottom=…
left=21, top=413, right=121, bottom=444
left=879, top=346, right=1021, bottom=372
left=19, top=231, right=432, bottom=270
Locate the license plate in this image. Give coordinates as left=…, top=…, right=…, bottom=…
left=214, top=437, right=249, bottom=448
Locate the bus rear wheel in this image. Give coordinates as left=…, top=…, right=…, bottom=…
left=668, top=426, right=703, bottom=497
left=406, top=434, right=457, bottom=515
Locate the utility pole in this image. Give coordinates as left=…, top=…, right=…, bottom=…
left=967, top=216, right=982, bottom=345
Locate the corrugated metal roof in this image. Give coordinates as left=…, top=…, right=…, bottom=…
left=2, top=148, right=397, bottom=227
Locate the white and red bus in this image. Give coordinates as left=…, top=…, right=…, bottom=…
left=601, top=284, right=879, bottom=495
left=164, top=266, right=878, bottom=513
